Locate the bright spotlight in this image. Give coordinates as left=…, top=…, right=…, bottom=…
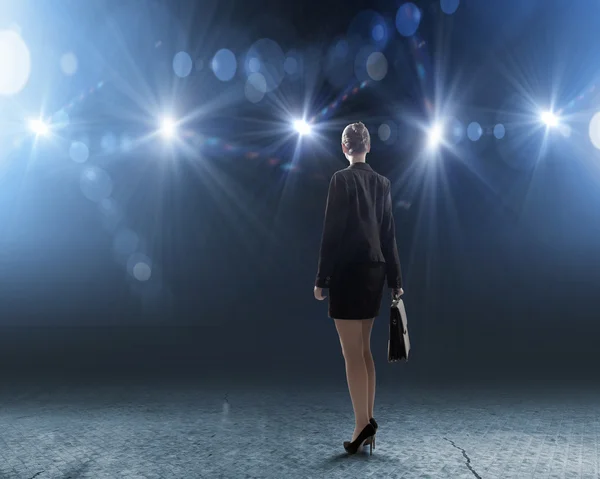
left=28, top=118, right=50, bottom=136
left=541, top=110, right=559, bottom=128
left=293, top=119, right=312, bottom=136
left=160, top=116, right=177, bottom=139
left=28, top=118, right=49, bottom=136
left=427, top=123, right=443, bottom=149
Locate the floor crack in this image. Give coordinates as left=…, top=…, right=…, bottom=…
left=443, top=437, right=482, bottom=479
left=29, top=472, right=44, bottom=479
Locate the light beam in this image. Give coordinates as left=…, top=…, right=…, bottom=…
left=293, top=119, right=311, bottom=136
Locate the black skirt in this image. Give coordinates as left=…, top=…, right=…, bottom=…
left=328, top=262, right=387, bottom=320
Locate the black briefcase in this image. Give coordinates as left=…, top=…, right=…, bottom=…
left=388, top=297, right=410, bottom=363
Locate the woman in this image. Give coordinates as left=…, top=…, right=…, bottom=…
left=314, top=122, right=403, bottom=455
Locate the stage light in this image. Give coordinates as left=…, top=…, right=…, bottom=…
left=160, top=116, right=177, bottom=139
left=28, top=118, right=49, bottom=136
left=427, top=123, right=443, bottom=149
left=293, top=119, right=311, bottom=136
left=541, top=110, right=559, bottom=128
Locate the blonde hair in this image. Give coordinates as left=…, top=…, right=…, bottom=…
left=342, top=122, right=370, bottom=155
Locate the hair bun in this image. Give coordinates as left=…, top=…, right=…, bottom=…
left=342, top=122, right=370, bottom=155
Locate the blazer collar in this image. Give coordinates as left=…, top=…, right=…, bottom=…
left=348, top=162, right=372, bottom=171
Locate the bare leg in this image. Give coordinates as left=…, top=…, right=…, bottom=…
left=361, top=318, right=376, bottom=419
left=334, top=319, right=370, bottom=442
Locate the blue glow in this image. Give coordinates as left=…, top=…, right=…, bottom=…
left=372, top=24, right=385, bottom=42
left=69, top=141, right=90, bottom=163
left=212, top=49, right=237, bottom=82
left=248, top=57, right=261, bottom=73
left=284, top=57, right=298, bottom=75
left=494, top=124, right=506, bottom=139
left=440, top=0, right=460, bottom=15
left=396, top=3, right=421, bottom=37
left=467, top=122, right=483, bottom=141
left=173, top=51, right=193, bottom=78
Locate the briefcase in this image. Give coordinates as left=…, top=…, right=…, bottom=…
left=388, top=297, right=410, bottom=363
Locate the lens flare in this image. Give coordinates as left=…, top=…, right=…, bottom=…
left=160, top=116, right=177, bottom=139
left=541, top=110, right=559, bottom=127
left=294, top=119, right=312, bottom=136
left=427, top=123, right=443, bottom=148
left=28, top=118, right=49, bottom=136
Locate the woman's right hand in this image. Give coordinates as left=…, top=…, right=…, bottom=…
left=392, top=288, right=404, bottom=299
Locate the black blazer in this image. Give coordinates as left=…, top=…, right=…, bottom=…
left=315, top=162, right=403, bottom=289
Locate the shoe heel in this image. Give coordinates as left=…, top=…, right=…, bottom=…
left=369, top=438, right=373, bottom=455
left=344, top=423, right=376, bottom=455
left=373, top=436, right=376, bottom=450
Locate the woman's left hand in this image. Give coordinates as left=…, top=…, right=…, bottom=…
left=314, top=286, right=327, bottom=300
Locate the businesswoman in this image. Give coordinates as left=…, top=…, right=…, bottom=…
left=314, top=122, right=403, bottom=455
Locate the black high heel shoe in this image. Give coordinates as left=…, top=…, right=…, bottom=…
left=343, top=423, right=376, bottom=455
left=363, top=418, right=378, bottom=449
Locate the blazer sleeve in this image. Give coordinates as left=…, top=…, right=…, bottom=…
left=381, top=179, right=403, bottom=289
left=315, top=173, right=348, bottom=288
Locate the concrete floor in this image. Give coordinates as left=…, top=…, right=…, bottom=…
left=0, top=375, right=598, bottom=479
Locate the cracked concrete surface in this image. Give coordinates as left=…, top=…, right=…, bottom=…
left=0, top=376, right=599, bottom=478
left=444, top=437, right=482, bottom=479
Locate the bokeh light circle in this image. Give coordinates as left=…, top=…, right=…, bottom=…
left=372, top=25, right=385, bottom=42
left=248, top=57, right=261, bottom=73
left=396, top=3, right=421, bottom=37
left=447, top=117, right=465, bottom=145
left=0, top=29, right=31, bottom=95
left=378, top=121, right=398, bottom=144
left=245, top=73, right=267, bottom=103
left=133, top=262, right=152, bottom=282
left=173, top=51, right=193, bottom=78
left=589, top=112, right=600, bottom=150
left=212, top=48, right=237, bottom=81
left=60, top=52, right=78, bottom=76
left=80, top=167, right=113, bottom=203
left=493, top=123, right=506, bottom=139
left=348, top=10, right=390, bottom=50
left=378, top=123, right=391, bottom=142
left=246, top=39, right=285, bottom=92
left=366, top=52, right=388, bottom=81
left=440, top=0, right=460, bottom=15
left=284, top=56, right=298, bottom=75
left=127, top=253, right=153, bottom=281
left=467, top=122, right=483, bottom=141
left=355, top=45, right=379, bottom=82
left=69, top=141, right=89, bottom=163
